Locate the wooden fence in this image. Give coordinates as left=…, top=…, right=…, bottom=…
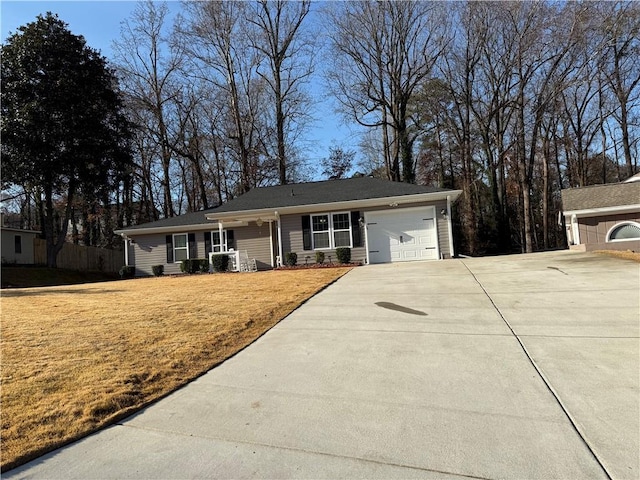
left=34, top=239, right=123, bottom=273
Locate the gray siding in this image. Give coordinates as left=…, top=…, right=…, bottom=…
left=279, top=200, right=453, bottom=264
left=280, top=213, right=367, bottom=265
left=131, top=233, right=172, bottom=276
left=130, top=225, right=273, bottom=276
left=235, top=222, right=273, bottom=270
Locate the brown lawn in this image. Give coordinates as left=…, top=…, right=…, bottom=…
left=594, top=250, right=640, bottom=263
left=1, top=268, right=350, bottom=471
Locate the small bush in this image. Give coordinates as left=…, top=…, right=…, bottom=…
left=152, top=265, right=164, bottom=277
left=284, top=252, right=297, bottom=266
left=119, top=265, right=135, bottom=279
left=315, top=251, right=325, bottom=264
left=211, top=254, right=229, bottom=272
left=180, top=259, right=209, bottom=274
left=335, top=247, right=351, bottom=264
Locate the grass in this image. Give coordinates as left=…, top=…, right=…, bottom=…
left=593, top=250, right=640, bottom=263
left=0, top=268, right=351, bottom=471
left=1, top=266, right=119, bottom=288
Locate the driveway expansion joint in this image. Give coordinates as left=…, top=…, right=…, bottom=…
left=116, top=422, right=494, bottom=480
left=460, top=260, right=614, bottom=480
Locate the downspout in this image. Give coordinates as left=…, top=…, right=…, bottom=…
left=447, top=195, right=455, bottom=258
left=275, top=211, right=283, bottom=267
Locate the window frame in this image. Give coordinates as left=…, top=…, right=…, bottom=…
left=606, top=221, right=640, bottom=243
left=172, top=233, right=189, bottom=262
left=211, top=230, right=231, bottom=252
left=310, top=211, right=353, bottom=250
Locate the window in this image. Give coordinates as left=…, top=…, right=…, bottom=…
left=312, top=214, right=330, bottom=249
left=332, top=213, right=352, bottom=247
left=14, top=235, right=22, bottom=254
left=173, top=233, right=188, bottom=261
left=310, top=212, right=352, bottom=249
left=210, top=230, right=234, bottom=252
left=607, top=222, right=640, bottom=242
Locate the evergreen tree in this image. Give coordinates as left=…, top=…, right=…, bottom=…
left=1, top=13, right=132, bottom=267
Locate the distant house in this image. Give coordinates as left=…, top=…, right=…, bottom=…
left=115, top=177, right=462, bottom=276
left=561, top=175, right=640, bottom=252
left=1, top=226, right=41, bottom=264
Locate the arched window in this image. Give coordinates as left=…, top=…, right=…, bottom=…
left=606, top=222, right=640, bottom=242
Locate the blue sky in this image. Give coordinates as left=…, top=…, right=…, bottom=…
left=1, top=1, right=363, bottom=176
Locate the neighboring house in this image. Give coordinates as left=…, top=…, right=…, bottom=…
left=1, top=226, right=41, bottom=264
left=561, top=176, right=640, bottom=252
left=115, top=177, right=462, bottom=276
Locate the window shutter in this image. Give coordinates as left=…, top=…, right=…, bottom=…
left=166, top=235, right=173, bottom=263
left=226, top=229, right=235, bottom=250
left=302, top=215, right=311, bottom=250
left=351, top=211, right=362, bottom=247
left=204, top=232, right=212, bottom=255
left=188, top=233, right=196, bottom=258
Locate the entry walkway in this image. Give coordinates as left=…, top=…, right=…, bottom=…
left=6, top=251, right=639, bottom=479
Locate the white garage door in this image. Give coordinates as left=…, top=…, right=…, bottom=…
left=365, top=206, right=439, bottom=264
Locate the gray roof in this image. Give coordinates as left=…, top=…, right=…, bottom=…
left=120, top=177, right=455, bottom=232
left=213, top=176, right=449, bottom=213
left=561, top=181, right=640, bottom=211
left=121, top=207, right=219, bottom=231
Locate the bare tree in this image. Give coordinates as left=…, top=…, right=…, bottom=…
left=113, top=0, right=184, bottom=218
left=248, top=0, right=314, bottom=185
left=325, top=1, right=447, bottom=183
left=597, top=1, right=640, bottom=178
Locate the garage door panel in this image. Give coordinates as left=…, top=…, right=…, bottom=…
left=366, top=207, right=438, bottom=264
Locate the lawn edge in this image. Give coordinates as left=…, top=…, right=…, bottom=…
left=1, top=267, right=353, bottom=473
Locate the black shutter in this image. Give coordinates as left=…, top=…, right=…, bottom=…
left=302, top=215, right=312, bottom=250
left=351, top=211, right=362, bottom=247
left=204, top=232, right=212, bottom=255
left=226, top=229, right=235, bottom=250
left=188, top=233, right=197, bottom=258
left=166, top=235, right=173, bottom=263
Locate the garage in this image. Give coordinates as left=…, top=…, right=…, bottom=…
left=365, top=206, right=439, bottom=263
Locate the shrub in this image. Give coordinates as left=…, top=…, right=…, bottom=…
left=180, top=259, right=209, bottom=274
left=284, top=252, right=297, bottom=266
left=315, top=251, right=325, bottom=264
left=199, top=259, right=210, bottom=273
left=151, top=265, right=164, bottom=277
left=119, top=265, right=135, bottom=279
left=210, top=254, right=229, bottom=272
left=335, top=247, right=351, bottom=264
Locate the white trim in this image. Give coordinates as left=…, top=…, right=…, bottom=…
left=606, top=221, right=640, bottom=242
left=269, top=221, right=274, bottom=267
left=571, top=214, right=580, bottom=245
left=172, top=233, right=189, bottom=262
left=563, top=204, right=640, bottom=218
left=446, top=195, right=455, bottom=258
left=275, top=211, right=283, bottom=265
left=116, top=223, right=216, bottom=236
left=310, top=211, right=353, bottom=250
left=124, top=238, right=130, bottom=266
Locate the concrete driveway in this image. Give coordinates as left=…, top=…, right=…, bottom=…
left=6, top=251, right=639, bottom=479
